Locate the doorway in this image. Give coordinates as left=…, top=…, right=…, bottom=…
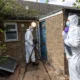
left=39, top=21, right=47, bottom=61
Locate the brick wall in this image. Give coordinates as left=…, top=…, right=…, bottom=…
left=2, top=21, right=37, bottom=62
left=46, top=13, right=65, bottom=72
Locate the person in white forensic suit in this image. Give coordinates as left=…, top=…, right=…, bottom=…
left=62, top=14, right=80, bottom=80
left=25, top=25, right=39, bottom=65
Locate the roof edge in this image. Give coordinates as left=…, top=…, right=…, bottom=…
left=39, top=9, right=62, bottom=21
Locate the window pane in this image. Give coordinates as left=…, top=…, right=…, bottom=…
left=6, top=25, right=16, bottom=30
left=6, top=31, right=17, bottom=40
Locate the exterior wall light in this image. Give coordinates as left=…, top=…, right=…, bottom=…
left=31, top=22, right=37, bottom=27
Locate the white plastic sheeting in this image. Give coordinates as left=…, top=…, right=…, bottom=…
left=23, top=0, right=40, bottom=2
left=49, top=0, right=76, bottom=7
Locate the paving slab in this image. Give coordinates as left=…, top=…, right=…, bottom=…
left=44, top=63, right=69, bottom=80
left=23, top=61, right=50, bottom=80
left=8, top=65, right=20, bottom=80
left=17, top=61, right=69, bottom=80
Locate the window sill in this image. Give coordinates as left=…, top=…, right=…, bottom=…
left=5, top=39, right=19, bottom=42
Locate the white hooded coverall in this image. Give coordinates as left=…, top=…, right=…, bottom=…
left=62, top=14, right=80, bottom=80
left=25, top=28, right=35, bottom=63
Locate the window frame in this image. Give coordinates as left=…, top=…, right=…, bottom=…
left=4, top=23, right=19, bottom=42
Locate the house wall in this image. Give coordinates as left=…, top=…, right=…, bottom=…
left=45, top=13, right=65, bottom=73
left=1, top=21, right=37, bottom=62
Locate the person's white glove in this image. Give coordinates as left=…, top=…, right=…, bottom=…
left=62, top=31, right=67, bottom=40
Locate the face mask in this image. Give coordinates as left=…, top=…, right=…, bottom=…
left=66, top=21, right=70, bottom=27
left=30, top=28, right=33, bottom=32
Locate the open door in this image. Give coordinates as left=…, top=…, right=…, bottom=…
left=39, top=21, right=47, bottom=61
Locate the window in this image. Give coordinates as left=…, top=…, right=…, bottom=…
left=4, top=23, right=18, bottom=42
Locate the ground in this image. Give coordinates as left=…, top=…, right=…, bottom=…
left=0, top=60, right=69, bottom=80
